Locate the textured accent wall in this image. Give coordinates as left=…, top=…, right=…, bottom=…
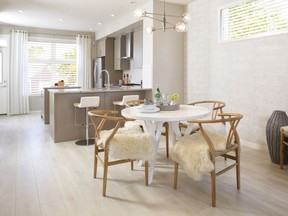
left=184, top=0, right=288, bottom=145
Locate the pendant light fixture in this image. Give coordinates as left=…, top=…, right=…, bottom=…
left=134, top=0, right=191, bottom=34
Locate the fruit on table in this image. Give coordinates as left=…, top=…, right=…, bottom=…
left=171, top=93, right=179, bottom=102
left=54, top=80, right=64, bottom=86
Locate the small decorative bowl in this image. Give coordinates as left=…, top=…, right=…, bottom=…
left=157, top=103, right=180, bottom=111
left=141, top=104, right=155, bottom=110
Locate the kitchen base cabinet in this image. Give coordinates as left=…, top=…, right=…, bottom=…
left=49, top=88, right=151, bottom=143
left=42, top=86, right=81, bottom=124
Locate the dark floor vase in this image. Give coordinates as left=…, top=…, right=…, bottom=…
left=266, top=110, right=288, bottom=164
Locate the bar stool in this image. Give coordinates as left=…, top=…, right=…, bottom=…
left=113, top=95, right=139, bottom=110
left=74, top=96, right=100, bottom=145
left=280, top=126, right=288, bottom=169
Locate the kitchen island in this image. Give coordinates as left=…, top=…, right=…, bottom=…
left=49, top=86, right=152, bottom=143
left=42, top=86, right=81, bottom=124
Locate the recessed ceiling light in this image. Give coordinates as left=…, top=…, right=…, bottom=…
left=18, top=10, right=24, bottom=13
left=98, top=22, right=102, bottom=25
left=89, top=28, right=93, bottom=31
left=111, top=14, right=116, bottom=17
left=58, top=18, right=64, bottom=21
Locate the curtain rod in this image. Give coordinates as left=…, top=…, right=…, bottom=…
left=28, top=31, right=94, bottom=38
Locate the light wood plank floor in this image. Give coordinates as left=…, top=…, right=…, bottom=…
left=0, top=112, right=287, bottom=216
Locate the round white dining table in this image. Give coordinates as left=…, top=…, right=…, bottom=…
left=121, top=104, right=210, bottom=185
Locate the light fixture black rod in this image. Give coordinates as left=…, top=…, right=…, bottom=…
left=164, top=0, right=166, bottom=17
left=144, top=15, right=166, bottom=23
left=145, top=12, right=165, bottom=16
left=145, top=12, right=182, bottom=18
left=163, top=14, right=183, bottom=18
left=163, top=0, right=166, bottom=31
left=153, top=26, right=175, bottom=31
left=144, top=16, right=175, bottom=28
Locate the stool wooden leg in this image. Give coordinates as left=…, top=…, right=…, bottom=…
left=211, top=170, right=216, bottom=207
left=145, top=161, right=149, bottom=186
left=94, top=145, right=98, bottom=178
left=174, top=162, right=178, bottom=189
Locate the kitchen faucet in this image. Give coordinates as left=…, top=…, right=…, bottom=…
left=100, top=69, right=110, bottom=89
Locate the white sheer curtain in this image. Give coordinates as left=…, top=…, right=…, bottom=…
left=76, top=35, right=92, bottom=89
left=9, top=30, right=29, bottom=115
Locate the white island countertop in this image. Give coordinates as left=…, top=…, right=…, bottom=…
left=43, top=86, right=81, bottom=89
left=49, top=86, right=151, bottom=94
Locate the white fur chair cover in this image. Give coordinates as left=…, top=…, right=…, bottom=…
left=171, top=130, right=226, bottom=181
left=98, top=125, right=154, bottom=161
left=124, top=120, right=144, bottom=128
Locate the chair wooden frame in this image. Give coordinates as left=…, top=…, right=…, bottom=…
left=174, top=113, right=243, bottom=207
left=179, top=100, right=226, bottom=134
left=88, top=109, right=149, bottom=196
left=190, top=100, right=226, bottom=119
left=280, top=126, right=288, bottom=169
left=125, top=99, right=170, bottom=158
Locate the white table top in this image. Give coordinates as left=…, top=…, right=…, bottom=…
left=121, top=104, right=211, bottom=185
left=121, top=104, right=211, bottom=122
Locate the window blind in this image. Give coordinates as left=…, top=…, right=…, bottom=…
left=221, top=0, right=288, bottom=41
left=0, top=52, right=3, bottom=83
left=28, top=40, right=77, bottom=95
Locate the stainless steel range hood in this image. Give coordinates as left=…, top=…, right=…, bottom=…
left=121, top=33, right=133, bottom=59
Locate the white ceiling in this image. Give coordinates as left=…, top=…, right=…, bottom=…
left=0, top=0, right=193, bottom=33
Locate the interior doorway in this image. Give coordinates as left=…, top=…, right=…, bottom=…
left=0, top=47, right=8, bottom=115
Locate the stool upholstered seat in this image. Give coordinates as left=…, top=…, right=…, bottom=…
left=74, top=96, right=100, bottom=145
left=74, top=96, right=100, bottom=108
left=113, top=95, right=139, bottom=107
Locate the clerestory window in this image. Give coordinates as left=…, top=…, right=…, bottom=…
left=220, top=0, right=288, bottom=41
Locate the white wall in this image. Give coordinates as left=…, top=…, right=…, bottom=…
left=95, top=0, right=151, bottom=40
left=95, top=0, right=186, bottom=101
left=139, top=0, right=153, bottom=89
left=152, top=1, right=185, bottom=101
left=185, top=0, right=288, bottom=145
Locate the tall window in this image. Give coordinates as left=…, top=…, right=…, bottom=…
left=220, top=0, right=288, bottom=41
left=28, top=39, right=77, bottom=95
left=0, top=52, right=2, bottom=83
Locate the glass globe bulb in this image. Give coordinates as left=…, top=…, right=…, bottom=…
left=182, top=13, right=191, bottom=23
left=134, top=9, right=146, bottom=19
left=145, top=26, right=155, bottom=34
left=175, top=22, right=188, bottom=32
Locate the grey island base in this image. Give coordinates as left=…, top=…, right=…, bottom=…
left=42, top=86, right=81, bottom=124
left=49, top=87, right=152, bottom=143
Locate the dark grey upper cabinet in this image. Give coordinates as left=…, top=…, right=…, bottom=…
left=96, top=38, right=122, bottom=84
left=96, top=39, right=106, bottom=57
left=132, top=30, right=143, bottom=69
left=114, top=36, right=130, bottom=70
